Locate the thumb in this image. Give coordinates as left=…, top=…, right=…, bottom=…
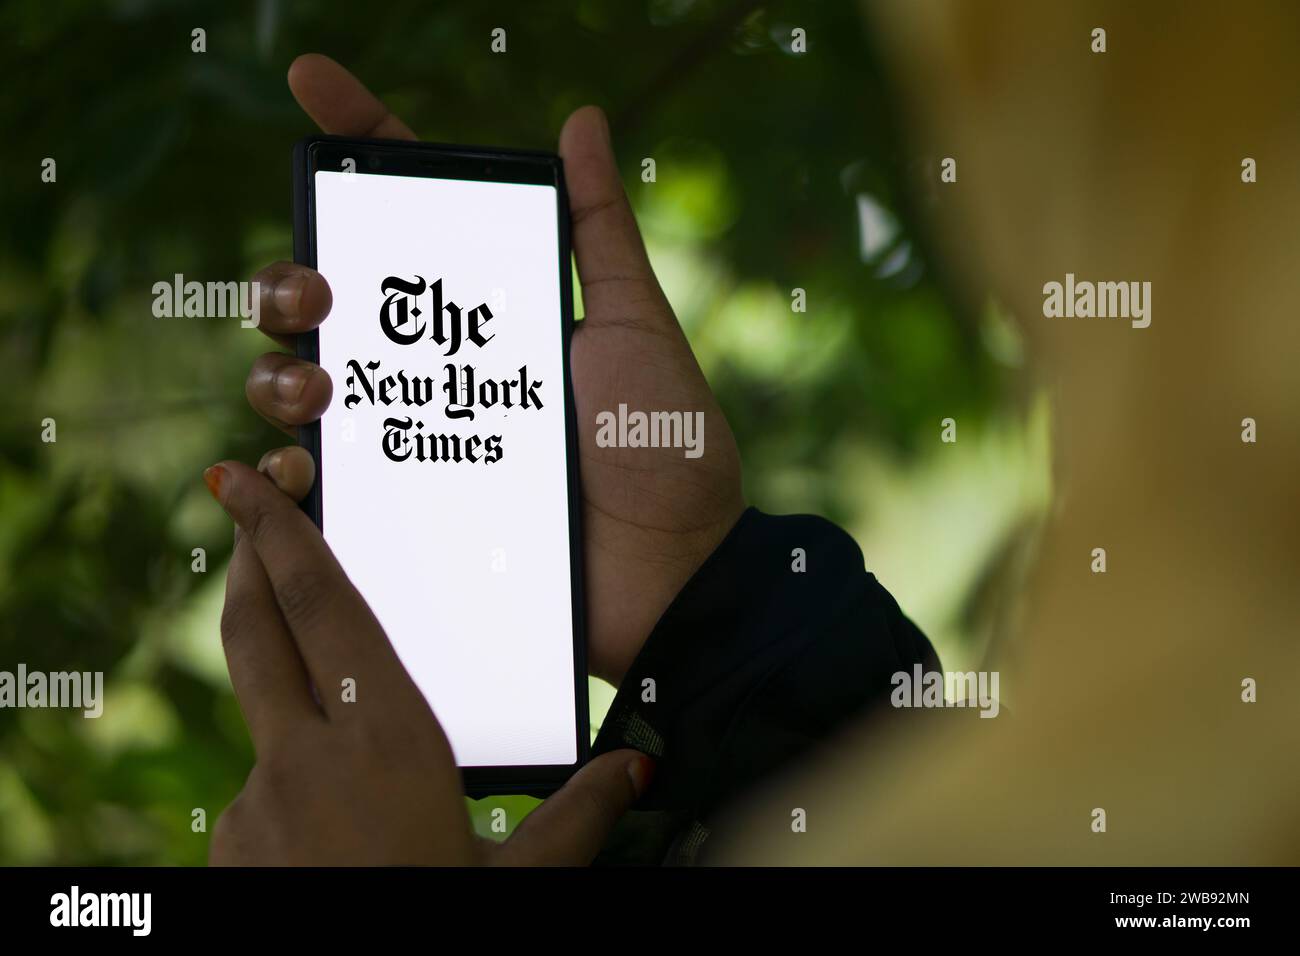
left=494, top=750, right=655, bottom=866
left=558, top=106, right=670, bottom=326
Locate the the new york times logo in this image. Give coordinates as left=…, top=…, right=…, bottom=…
left=50, top=886, right=151, bottom=936
left=344, top=275, right=546, bottom=465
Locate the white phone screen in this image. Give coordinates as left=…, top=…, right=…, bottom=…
left=312, top=168, right=577, bottom=768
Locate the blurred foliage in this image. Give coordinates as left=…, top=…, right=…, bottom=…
left=0, top=0, right=1040, bottom=864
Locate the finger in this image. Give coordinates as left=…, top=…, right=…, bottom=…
left=204, top=460, right=411, bottom=719
left=288, top=53, right=417, bottom=140
left=257, top=445, right=317, bottom=503
left=245, top=352, right=333, bottom=436
left=557, top=106, right=670, bottom=326
left=495, top=750, right=654, bottom=865
left=251, top=262, right=333, bottom=346
left=234, top=446, right=318, bottom=549
left=221, top=530, right=323, bottom=750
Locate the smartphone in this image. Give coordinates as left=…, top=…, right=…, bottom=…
left=292, top=135, right=588, bottom=796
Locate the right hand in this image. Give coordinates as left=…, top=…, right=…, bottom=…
left=243, top=54, right=746, bottom=686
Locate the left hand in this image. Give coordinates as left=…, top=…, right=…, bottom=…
left=206, top=452, right=653, bottom=865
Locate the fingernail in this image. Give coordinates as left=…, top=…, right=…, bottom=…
left=272, top=362, right=313, bottom=404
left=596, top=108, right=612, bottom=145
left=203, top=465, right=228, bottom=505
left=626, top=754, right=655, bottom=798
left=257, top=448, right=282, bottom=480
left=273, top=272, right=308, bottom=316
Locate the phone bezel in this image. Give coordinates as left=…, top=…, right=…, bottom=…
left=291, top=134, right=590, bottom=798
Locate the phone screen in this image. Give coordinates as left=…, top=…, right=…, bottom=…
left=304, top=150, right=582, bottom=777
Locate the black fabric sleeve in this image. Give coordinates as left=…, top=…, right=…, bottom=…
left=590, top=506, right=939, bottom=865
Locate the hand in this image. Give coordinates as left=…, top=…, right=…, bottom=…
left=206, top=456, right=653, bottom=865
left=243, top=54, right=746, bottom=685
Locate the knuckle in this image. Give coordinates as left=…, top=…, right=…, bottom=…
left=253, top=758, right=294, bottom=799
left=344, top=698, right=437, bottom=768
left=346, top=713, right=411, bottom=761
left=219, top=593, right=253, bottom=647
left=247, top=752, right=308, bottom=813
left=210, top=797, right=252, bottom=864
left=242, top=492, right=286, bottom=549
left=273, top=567, right=331, bottom=628
left=571, top=193, right=623, bottom=227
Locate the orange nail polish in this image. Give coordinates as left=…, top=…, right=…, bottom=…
left=203, top=465, right=227, bottom=503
